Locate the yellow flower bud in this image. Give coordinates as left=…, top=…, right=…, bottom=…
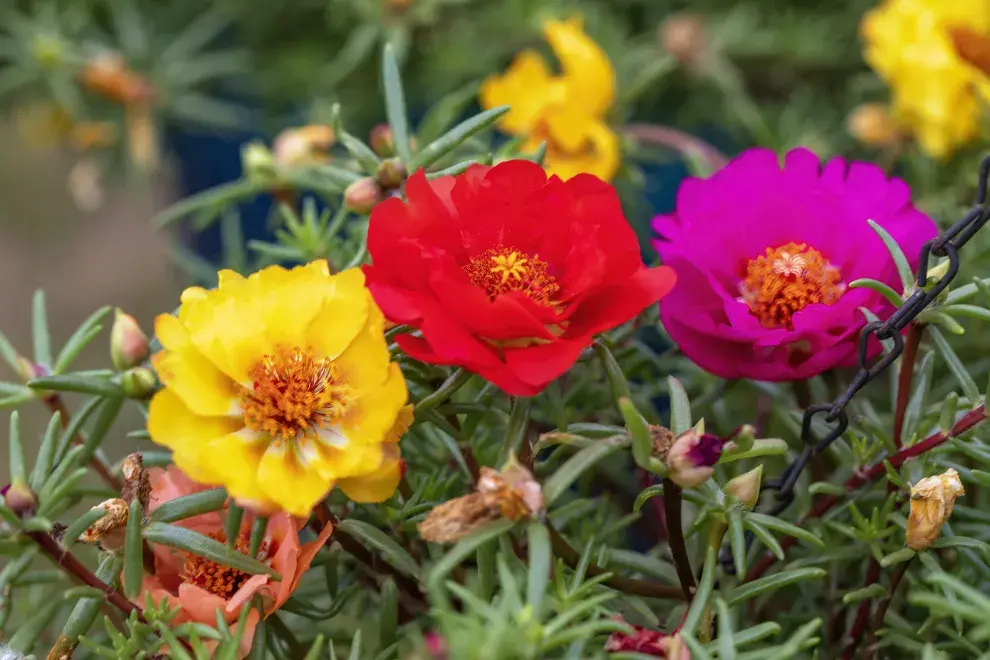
left=110, top=309, right=150, bottom=371
left=906, top=468, right=965, bottom=551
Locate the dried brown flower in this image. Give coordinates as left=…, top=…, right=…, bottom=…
left=120, top=453, right=151, bottom=515
left=906, top=468, right=965, bottom=551
left=79, top=498, right=130, bottom=551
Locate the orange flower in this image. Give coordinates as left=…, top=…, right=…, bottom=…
left=139, top=466, right=334, bottom=657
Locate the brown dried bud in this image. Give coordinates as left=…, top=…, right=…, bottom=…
left=907, top=468, right=965, bottom=551
left=4, top=478, right=36, bottom=517
left=376, top=157, right=408, bottom=190
left=272, top=124, right=335, bottom=168
left=649, top=425, right=675, bottom=460
left=120, top=453, right=151, bottom=514
left=847, top=103, right=901, bottom=149
left=110, top=308, right=150, bottom=371
left=344, top=177, right=385, bottom=214
left=80, top=52, right=155, bottom=106
left=79, top=498, right=130, bottom=551
left=417, top=492, right=500, bottom=544
left=660, top=14, right=709, bottom=69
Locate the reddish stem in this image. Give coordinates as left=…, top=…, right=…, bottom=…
left=746, top=404, right=987, bottom=582
left=624, top=124, right=729, bottom=172
left=892, top=324, right=925, bottom=448
left=843, top=560, right=881, bottom=658
left=662, top=479, right=696, bottom=600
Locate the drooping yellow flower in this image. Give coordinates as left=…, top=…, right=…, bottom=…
left=861, top=0, right=990, bottom=159
left=147, top=262, right=409, bottom=517
left=480, top=17, right=619, bottom=181
left=906, top=467, right=965, bottom=551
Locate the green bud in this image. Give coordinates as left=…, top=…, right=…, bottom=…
left=120, top=367, right=157, bottom=399
left=725, top=465, right=763, bottom=509
left=241, top=142, right=276, bottom=181
left=376, top=157, right=408, bottom=190
left=110, top=309, right=149, bottom=371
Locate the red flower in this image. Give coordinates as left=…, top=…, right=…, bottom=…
left=364, top=161, right=676, bottom=395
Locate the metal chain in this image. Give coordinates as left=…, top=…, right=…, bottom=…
left=719, top=155, right=990, bottom=574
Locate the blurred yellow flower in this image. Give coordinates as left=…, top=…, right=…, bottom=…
left=148, top=262, right=409, bottom=517
left=480, top=17, right=619, bottom=181
left=861, top=0, right=990, bottom=159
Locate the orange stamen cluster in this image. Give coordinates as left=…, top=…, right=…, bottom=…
left=465, top=245, right=560, bottom=306
left=740, top=242, right=844, bottom=329
left=181, top=532, right=270, bottom=599
left=241, top=347, right=352, bottom=442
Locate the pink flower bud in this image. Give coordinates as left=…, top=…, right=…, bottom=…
left=666, top=429, right=724, bottom=488
left=110, top=309, right=149, bottom=371
left=725, top=465, right=763, bottom=509
left=370, top=124, right=395, bottom=157
left=344, top=177, right=385, bottom=215
left=3, top=478, right=36, bottom=517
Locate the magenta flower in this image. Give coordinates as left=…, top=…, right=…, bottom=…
left=653, top=147, right=936, bottom=381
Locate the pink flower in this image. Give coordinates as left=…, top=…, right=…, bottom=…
left=653, top=147, right=936, bottom=381
left=605, top=619, right=690, bottom=658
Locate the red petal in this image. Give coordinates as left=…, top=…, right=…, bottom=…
left=502, top=338, right=588, bottom=391
left=566, top=266, right=677, bottom=338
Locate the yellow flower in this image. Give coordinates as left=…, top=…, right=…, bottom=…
left=480, top=17, right=619, bottom=181
left=861, top=0, right=990, bottom=159
left=147, top=262, right=409, bottom=517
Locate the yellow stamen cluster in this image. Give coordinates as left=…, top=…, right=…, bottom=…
left=465, top=245, right=559, bottom=306
left=181, top=532, right=270, bottom=599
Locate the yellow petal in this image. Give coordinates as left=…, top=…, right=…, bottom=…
left=147, top=389, right=241, bottom=483
left=204, top=430, right=269, bottom=504
left=332, top=303, right=392, bottom=393
left=256, top=444, right=334, bottom=516
left=338, top=451, right=401, bottom=503
left=254, top=262, right=333, bottom=351
left=180, top=286, right=208, bottom=303
left=339, top=363, right=408, bottom=446
left=217, top=269, right=244, bottom=286
left=543, top=115, right=619, bottom=182
left=309, top=432, right=385, bottom=480
left=306, top=268, right=370, bottom=360
left=151, top=349, right=240, bottom=417
left=480, top=50, right=565, bottom=135
left=543, top=18, right=615, bottom=118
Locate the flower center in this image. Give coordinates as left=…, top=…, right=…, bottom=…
left=181, top=532, right=270, bottom=599
left=240, top=347, right=352, bottom=442
left=464, top=245, right=559, bottom=306
left=739, top=242, right=845, bottom=329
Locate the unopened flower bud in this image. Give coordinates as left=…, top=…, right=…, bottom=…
left=370, top=124, right=394, bottom=156
left=120, top=367, right=157, bottom=399
left=660, top=14, right=709, bottom=69
left=847, top=103, right=900, bottom=148
left=906, top=468, right=965, bottom=551
left=424, top=631, right=447, bottom=660
left=79, top=498, right=130, bottom=551
left=376, top=157, right=408, bottom=190
left=730, top=424, right=756, bottom=451
left=344, top=177, right=385, bottom=214
left=725, top=465, right=763, bottom=509
left=241, top=142, right=276, bottom=181
left=666, top=429, right=724, bottom=488
left=110, top=309, right=149, bottom=371
left=272, top=124, right=335, bottom=168
left=3, top=478, right=36, bottom=517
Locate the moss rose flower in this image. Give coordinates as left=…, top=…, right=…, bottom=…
left=365, top=160, right=676, bottom=395
left=653, top=148, right=936, bottom=381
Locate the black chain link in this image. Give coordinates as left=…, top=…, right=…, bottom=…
left=719, top=155, right=990, bottom=574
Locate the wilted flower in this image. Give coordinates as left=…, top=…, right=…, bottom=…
left=365, top=160, right=676, bottom=395
left=653, top=147, right=936, bottom=381
left=272, top=125, right=335, bottom=168
left=79, top=498, right=130, bottom=551
left=111, top=308, right=150, bottom=371
left=664, top=428, right=724, bottom=488
left=725, top=465, right=763, bottom=509
left=605, top=618, right=690, bottom=658
left=147, top=262, right=409, bottom=516
left=906, top=468, right=965, bottom=551
left=139, top=466, right=334, bottom=658
left=861, top=0, right=990, bottom=159
left=847, top=103, right=902, bottom=148
left=480, top=17, right=619, bottom=181
left=418, top=460, right=543, bottom=543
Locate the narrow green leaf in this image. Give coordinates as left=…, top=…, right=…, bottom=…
left=543, top=436, right=624, bottom=504
left=633, top=484, right=664, bottom=513
left=28, top=374, right=123, bottom=398
left=8, top=599, right=62, bottom=653
left=715, top=597, right=736, bottom=660
left=8, top=410, right=25, bottom=483
left=906, top=352, right=937, bottom=446
left=722, top=622, right=781, bottom=648
left=883, top=461, right=906, bottom=488
left=337, top=518, right=421, bottom=579
left=154, top=179, right=268, bottom=228
left=667, top=376, right=691, bottom=435
left=347, top=629, right=363, bottom=660
left=718, top=438, right=788, bottom=463
left=842, top=583, right=887, bottom=605
left=79, top=396, right=125, bottom=465
left=123, top=499, right=144, bottom=599
left=409, top=106, right=510, bottom=171
left=682, top=546, right=717, bottom=636
left=226, top=503, right=244, bottom=548
left=303, top=635, right=326, bottom=660
left=809, top=481, right=846, bottom=496
left=939, top=392, right=959, bottom=436
left=594, top=343, right=632, bottom=400
left=54, top=396, right=103, bottom=465
left=427, top=519, right=514, bottom=595
left=378, top=579, right=398, bottom=656
left=970, top=469, right=990, bottom=487
left=57, top=552, right=123, bottom=641
left=526, top=522, right=551, bottom=614
left=848, top=278, right=905, bottom=306
left=54, top=306, right=113, bottom=373
left=728, top=509, right=748, bottom=579
left=32, top=289, right=52, bottom=367
left=62, top=506, right=109, bottom=549
left=425, top=159, right=478, bottom=179
left=681, top=634, right=714, bottom=660
left=151, top=488, right=227, bottom=523
left=30, top=412, right=62, bottom=491
left=744, top=519, right=784, bottom=559
left=249, top=516, right=268, bottom=556
left=37, top=467, right=88, bottom=517
left=0, top=329, right=21, bottom=372
left=940, top=303, right=990, bottom=322
left=500, top=396, right=532, bottom=465
left=415, top=81, right=481, bottom=145
left=381, top=43, right=412, bottom=164
left=928, top=311, right=965, bottom=335
left=340, top=129, right=382, bottom=173
left=867, top=219, right=913, bottom=292
left=619, top=397, right=656, bottom=472
left=725, top=568, right=827, bottom=606
left=0, top=384, right=34, bottom=408
left=745, top=512, right=825, bottom=549
left=143, top=522, right=279, bottom=577
left=414, top=368, right=471, bottom=414
left=929, top=326, right=980, bottom=401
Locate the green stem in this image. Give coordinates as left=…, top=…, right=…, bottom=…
left=699, top=520, right=728, bottom=643
left=414, top=369, right=472, bottom=415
